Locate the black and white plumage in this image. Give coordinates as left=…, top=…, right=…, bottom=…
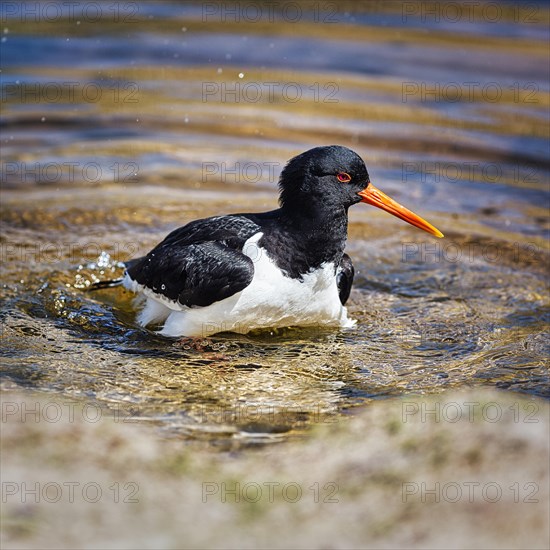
left=114, top=146, right=443, bottom=337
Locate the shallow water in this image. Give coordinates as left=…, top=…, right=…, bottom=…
left=1, top=1, right=549, bottom=449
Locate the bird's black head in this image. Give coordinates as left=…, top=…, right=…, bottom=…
left=278, top=145, right=444, bottom=238
left=279, top=145, right=370, bottom=211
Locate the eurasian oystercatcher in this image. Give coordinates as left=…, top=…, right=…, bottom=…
left=95, top=146, right=443, bottom=337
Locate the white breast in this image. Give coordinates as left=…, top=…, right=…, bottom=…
left=131, top=233, right=355, bottom=337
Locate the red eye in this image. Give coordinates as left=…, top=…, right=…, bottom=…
left=337, top=172, right=351, bottom=183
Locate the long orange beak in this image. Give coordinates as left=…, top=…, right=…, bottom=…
left=358, top=184, right=444, bottom=238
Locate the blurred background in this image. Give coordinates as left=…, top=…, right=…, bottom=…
left=1, top=1, right=549, bottom=440
left=1, top=2, right=549, bottom=548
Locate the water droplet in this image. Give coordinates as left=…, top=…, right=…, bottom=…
left=97, top=251, right=111, bottom=268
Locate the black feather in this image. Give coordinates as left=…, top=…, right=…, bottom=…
left=126, top=215, right=259, bottom=308
left=337, top=253, right=354, bottom=305
left=87, top=278, right=124, bottom=291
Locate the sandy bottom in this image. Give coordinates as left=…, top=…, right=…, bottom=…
left=2, top=388, right=548, bottom=550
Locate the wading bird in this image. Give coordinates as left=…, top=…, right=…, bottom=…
left=96, top=146, right=443, bottom=337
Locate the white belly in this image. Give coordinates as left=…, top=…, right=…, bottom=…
left=130, top=233, right=355, bottom=337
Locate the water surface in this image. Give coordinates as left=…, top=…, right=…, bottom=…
left=1, top=1, right=548, bottom=449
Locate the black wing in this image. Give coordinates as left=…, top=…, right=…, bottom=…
left=126, top=215, right=261, bottom=308
left=337, top=253, right=354, bottom=305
